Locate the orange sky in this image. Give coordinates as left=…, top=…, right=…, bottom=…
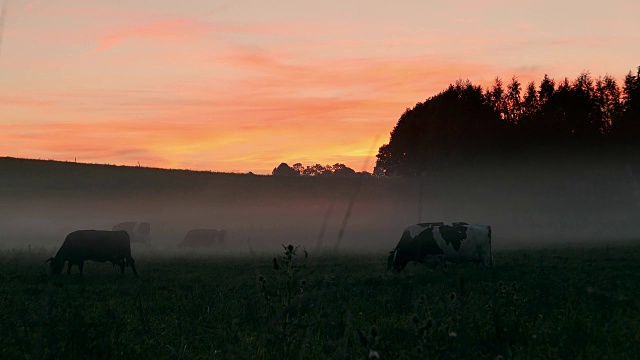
left=1, top=1, right=639, bottom=173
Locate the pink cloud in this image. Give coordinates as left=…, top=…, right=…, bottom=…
left=87, top=20, right=209, bottom=54
left=84, top=15, right=323, bottom=56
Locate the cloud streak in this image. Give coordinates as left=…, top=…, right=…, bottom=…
left=87, top=19, right=213, bottom=55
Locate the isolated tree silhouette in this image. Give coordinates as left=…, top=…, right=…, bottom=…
left=291, top=163, right=304, bottom=175
left=272, top=163, right=299, bottom=176
left=332, top=163, right=357, bottom=177
left=303, top=164, right=329, bottom=176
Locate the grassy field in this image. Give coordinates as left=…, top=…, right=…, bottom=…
left=1, top=245, right=639, bottom=359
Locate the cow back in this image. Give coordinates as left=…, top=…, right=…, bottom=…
left=390, top=222, right=492, bottom=271
left=57, top=230, right=132, bottom=263
left=390, top=224, right=444, bottom=271
left=112, top=222, right=136, bottom=233
left=181, top=229, right=220, bottom=248
left=431, top=224, right=492, bottom=265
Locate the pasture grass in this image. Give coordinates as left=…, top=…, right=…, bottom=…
left=0, top=244, right=639, bottom=359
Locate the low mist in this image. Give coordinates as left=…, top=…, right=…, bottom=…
left=1, top=156, right=639, bottom=258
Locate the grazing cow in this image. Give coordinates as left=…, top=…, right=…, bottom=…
left=112, top=222, right=151, bottom=243
left=387, top=223, right=492, bottom=272
left=47, top=230, right=138, bottom=276
left=180, top=229, right=226, bottom=249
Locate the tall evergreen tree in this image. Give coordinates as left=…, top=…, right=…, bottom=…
left=595, top=75, right=622, bottom=134
left=538, top=74, right=555, bottom=105
left=617, top=67, right=640, bottom=143
left=486, top=77, right=507, bottom=120
left=506, top=76, right=523, bottom=124
left=536, top=77, right=571, bottom=141
left=522, top=81, right=539, bottom=118
left=571, top=72, right=602, bottom=139
left=519, top=81, right=540, bottom=142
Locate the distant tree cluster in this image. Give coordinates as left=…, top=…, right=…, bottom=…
left=272, top=162, right=368, bottom=177
left=374, top=67, right=640, bottom=176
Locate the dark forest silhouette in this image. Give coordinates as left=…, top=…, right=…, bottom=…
left=374, top=67, right=640, bottom=176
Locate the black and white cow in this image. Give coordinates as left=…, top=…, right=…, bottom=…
left=112, top=222, right=151, bottom=243
left=387, top=222, right=492, bottom=272
left=47, top=230, right=138, bottom=276
left=180, top=229, right=226, bottom=249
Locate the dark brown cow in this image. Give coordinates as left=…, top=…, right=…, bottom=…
left=180, top=229, right=226, bottom=249
left=47, top=230, right=138, bottom=276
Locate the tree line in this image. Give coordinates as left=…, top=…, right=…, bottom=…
left=272, top=162, right=369, bottom=177
left=374, top=67, right=640, bottom=176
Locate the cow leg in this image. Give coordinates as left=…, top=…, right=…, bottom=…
left=128, top=257, right=138, bottom=277
left=440, top=257, right=448, bottom=273
left=78, top=261, right=84, bottom=277
left=484, top=255, right=494, bottom=269
left=66, top=262, right=72, bottom=275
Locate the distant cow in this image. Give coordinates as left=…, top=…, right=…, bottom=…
left=180, top=229, right=226, bottom=249
left=112, top=222, right=151, bottom=243
left=387, top=223, right=492, bottom=272
left=47, top=230, right=138, bottom=276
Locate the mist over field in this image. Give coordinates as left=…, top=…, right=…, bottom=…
left=1, top=155, right=639, bottom=256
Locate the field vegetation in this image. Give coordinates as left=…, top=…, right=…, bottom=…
left=1, top=244, right=639, bottom=359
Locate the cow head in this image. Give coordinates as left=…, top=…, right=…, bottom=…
left=386, top=249, right=406, bottom=272
left=386, top=250, right=395, bottom=272
left=46, top=257, right=64, bottom=274
left=388, top=247, right=415, bottom=273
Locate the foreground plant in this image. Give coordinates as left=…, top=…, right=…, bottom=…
left=357, top=326, right=380, bottom=359
left=258, top=244, right=309, bottom=358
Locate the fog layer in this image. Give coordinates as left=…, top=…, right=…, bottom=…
left=1, top=156, right=639, bottom=255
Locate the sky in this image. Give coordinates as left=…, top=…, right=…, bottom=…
left=0, top=0, right=639, bottom=174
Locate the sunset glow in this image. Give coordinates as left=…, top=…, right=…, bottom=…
left=1, top=0, right=639, bottom=173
